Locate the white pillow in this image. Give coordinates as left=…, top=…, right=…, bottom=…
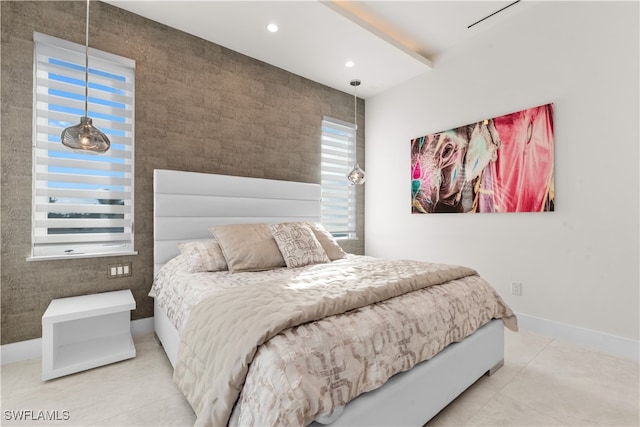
left=269, top=222, right=330, bottom=268
left=209, top=223, right=286, bottom=273
left=305, top=222, right=348, bottom=261
left=177, top=239, right=227, bottom=273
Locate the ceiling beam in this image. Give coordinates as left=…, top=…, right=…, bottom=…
left=321, top=0, right=434, bottom=70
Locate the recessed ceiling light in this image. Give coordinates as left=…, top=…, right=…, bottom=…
left=267, top=23, right=278, bottom=33
left=345, top=61, right=355, bottom=68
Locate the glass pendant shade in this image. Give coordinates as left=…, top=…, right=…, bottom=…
left=60, top=0, right=110, bottom=154
left=61, top=117, right=110, bottom=153
left=347, top=79, right=365, bottom=185
left=347, top=163, right=366, bottom=185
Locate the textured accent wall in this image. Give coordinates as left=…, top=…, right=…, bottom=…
left=0, top=1, right=365, bottom=345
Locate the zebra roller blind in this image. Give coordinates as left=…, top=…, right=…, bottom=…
left=320, top=116, right=357, bottom=239
left=31, top=32, right=136, bottom=259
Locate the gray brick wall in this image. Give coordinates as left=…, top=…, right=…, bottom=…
left=0, top=1, right=365, bottom=345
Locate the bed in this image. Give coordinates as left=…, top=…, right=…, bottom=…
left=151, top=169, right=516, bottom=426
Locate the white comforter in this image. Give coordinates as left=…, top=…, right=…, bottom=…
left=151, top=254, right=517, bottom=426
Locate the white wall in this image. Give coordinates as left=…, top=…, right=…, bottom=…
left=365, top=1, right=639, bottom=341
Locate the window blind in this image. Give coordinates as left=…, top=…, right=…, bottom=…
left=31, top=32, right=136, bottom=259
left=321, top=116, right=357, bottom=238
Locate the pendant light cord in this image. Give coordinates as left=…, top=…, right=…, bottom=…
left=353, top=84, right=357, bottom=131
left=347, top=79, right=364, bottom=184
left=84, top=0, right=90, bottom=117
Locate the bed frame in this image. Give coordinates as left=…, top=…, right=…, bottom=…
left=153, top=169, right=504, bottom=426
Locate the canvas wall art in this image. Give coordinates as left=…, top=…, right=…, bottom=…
left=411, top=103, right=554, bottom=214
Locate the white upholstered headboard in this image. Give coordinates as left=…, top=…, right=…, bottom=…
left=153, top=169, right=321, bottom=276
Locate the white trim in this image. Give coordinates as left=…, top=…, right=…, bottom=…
left=516, top=312, right=639, bottom=361
left=27, top=250, right=138, bottom=262
left=0, top=317, right=154, bottom=365
left=4, top=315, right=635, bottom=364
left=0, top=338, right=41, bottom=365
left=130, top=316, right=154, bottom=336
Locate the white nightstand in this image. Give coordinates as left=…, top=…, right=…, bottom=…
left=42, top=289, right=136, bottom=381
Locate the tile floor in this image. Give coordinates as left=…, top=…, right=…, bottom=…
left=1, top=329, right=638, bottom=426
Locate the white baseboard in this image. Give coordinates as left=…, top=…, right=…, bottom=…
left=0, top=317, right=155, bottom=366
left=130, top=316, right=154, bottom=336
left=3, top=314, right=638, bottom=364
left=0, top=337, right=41, bottom=365
left=516, top=312, right=639, bottom=361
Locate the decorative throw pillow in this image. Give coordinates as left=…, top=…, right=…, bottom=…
left=305, top=222, right=348, bottom=261
left=269, top=222, right=330, bottom=268
left=209, top=223, right=286, bottom=273
left=177, top=239, right=227, bottom=273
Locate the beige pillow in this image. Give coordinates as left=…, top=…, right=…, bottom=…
left=209, top=223, right=286, bottom=273
left=177, top=239, right=227, bottom=273
left=305, top=222, right=348, bottom=260
left=270, top=222, right=330, bottom=268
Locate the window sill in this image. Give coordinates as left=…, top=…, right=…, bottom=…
left=334, top=236, right=359, bottom=241
left=27, top=251, right=138, bottom=262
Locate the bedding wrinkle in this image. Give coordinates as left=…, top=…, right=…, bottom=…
left=168, top=255, right=516, bottom=426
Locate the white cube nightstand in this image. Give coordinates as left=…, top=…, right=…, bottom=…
left=42, top=289, right=136, bottom=381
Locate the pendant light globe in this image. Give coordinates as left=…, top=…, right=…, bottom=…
left=60, top=0, right=111, bottom=154
left=347, top=79, right=365, bottom=185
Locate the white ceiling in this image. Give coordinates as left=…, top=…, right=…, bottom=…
left=103, top=1, right=535, bottom=98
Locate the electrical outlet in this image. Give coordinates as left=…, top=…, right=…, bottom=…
left=511, top=282, right=522, bottom=296
left=108, top=262, right=132, bottom=279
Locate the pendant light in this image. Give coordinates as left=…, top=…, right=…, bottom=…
left=60, top=0, right=110, bottom=154
left=347, top=79, right=365, bottom=185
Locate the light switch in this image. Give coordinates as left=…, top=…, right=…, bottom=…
left=123, top=265, right=130, bottom=275
left=110, top=266, right=117, bottom=276
left=117, top=266, right=123, bottom=275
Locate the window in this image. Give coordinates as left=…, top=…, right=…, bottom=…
left=320, top=116, right=357, bottom=239
left=31, top=32, right=135, bottom=260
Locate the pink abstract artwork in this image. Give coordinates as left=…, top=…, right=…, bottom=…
left=411, top=103, right=554, bottom=214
